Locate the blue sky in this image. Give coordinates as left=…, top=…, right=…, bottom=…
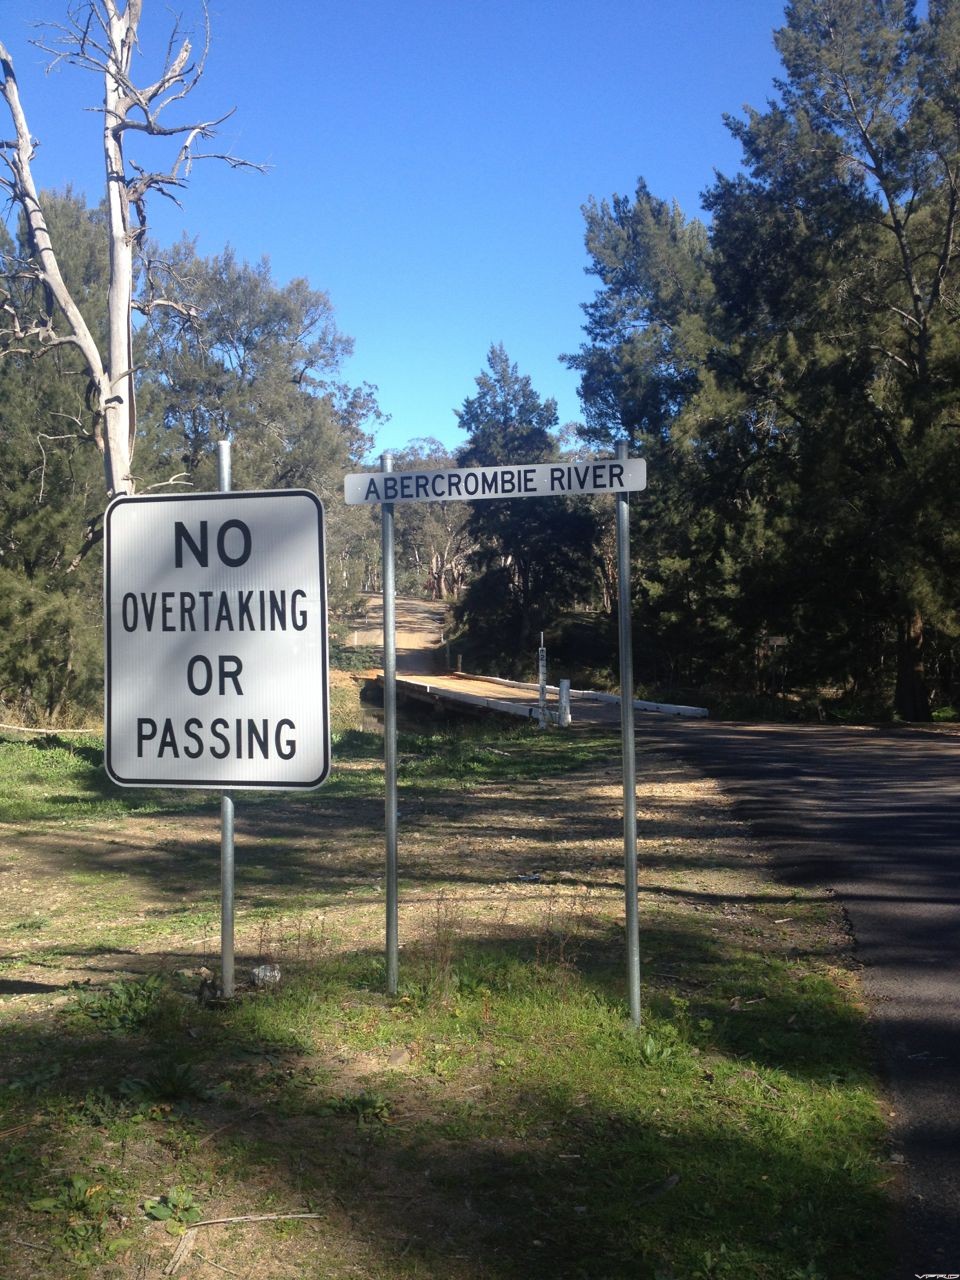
left=6, top=0, right=788, bottom=456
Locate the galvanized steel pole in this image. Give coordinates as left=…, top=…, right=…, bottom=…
left=381, top=452, right=400, bottom=995
left=218, top=440, right=236, bottom=1000
left=616, top=441, right=642, bottom=1028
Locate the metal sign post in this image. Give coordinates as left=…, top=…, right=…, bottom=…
left=218, top=442, right=236, bottom=998
left=616, top=441, right=642, bottom=1028
left=381, top=452, right=400, bottom=996
left=104, top=451, right=331, bottom=1001
left=538, top=633, right=548, bottom=729
left=345, top=452, right=647, bottom=1020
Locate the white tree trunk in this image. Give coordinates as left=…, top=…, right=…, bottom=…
left=3, top=2, right=258, bottom=503
left=102, top=1, right=137, bottom=495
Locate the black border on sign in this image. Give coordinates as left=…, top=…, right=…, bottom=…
left=104, top=489, right=330, bottom=791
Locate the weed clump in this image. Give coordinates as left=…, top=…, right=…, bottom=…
left=68, top=974, right=166, bottom=1032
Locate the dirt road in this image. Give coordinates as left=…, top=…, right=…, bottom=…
left=348, top=594, right=447, bottom=675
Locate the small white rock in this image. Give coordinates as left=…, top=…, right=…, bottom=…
left=250, top=963, right=281, bottom=988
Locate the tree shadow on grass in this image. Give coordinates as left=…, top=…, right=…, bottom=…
left=0, top=977, right=72, bottom=995
left=3, top=763, right=754, bottom=910
left=0, top=930, right=895, bottom=1280
left=0, top=725, right=905, bottom=1274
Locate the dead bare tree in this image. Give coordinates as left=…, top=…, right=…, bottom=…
left=0, top=1, right=259, bottom=498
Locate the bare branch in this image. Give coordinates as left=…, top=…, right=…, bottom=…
left=47, top=409, right=94, bottom=436
left=33, top=3, right=211, bottom=122
left=866, top=343, right=917, bottom=373
left=0, top=38, right=106, bottom=370
left=36, top=429, right=87, bottom=503
left=65, top=515, right=104, bottom=573
left=132, top=295, right=196, bottom=318
left=142, top=471, right=193, bottom=491
left=3, top=2, right=261, bottom=500
left=116, top=3, right=209, bottom=116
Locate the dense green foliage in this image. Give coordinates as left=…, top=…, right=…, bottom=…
left=135, top=243, right=382, bottom=614
left=0, top=203, right=383, bottom=722
left=453, top=345, right=603, bottom=674
left=0, top=195, right=111, bottom=721
left=566, top=0, right=960, bottom=719
left=4, top=1, right=960, bottom=720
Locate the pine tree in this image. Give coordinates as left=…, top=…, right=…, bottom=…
left=0, top=193, right=108, bottom=719
left=704, top=0, right=960, bottom=718
left=454, top=345, right=598, bottom=670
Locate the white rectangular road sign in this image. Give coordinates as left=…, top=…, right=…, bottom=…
left=105, top=490, right=330, bottom=790
left=344, top=458, right=647, bottom=505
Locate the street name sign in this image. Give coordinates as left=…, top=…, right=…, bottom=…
left=344, top=458, right=647, bottom=505
left=105, top=490, right=330, bottom=790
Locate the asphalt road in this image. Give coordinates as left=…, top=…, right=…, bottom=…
left=630, top=717, right=960, bottom=1280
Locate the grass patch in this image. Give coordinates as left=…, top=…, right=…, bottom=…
left=0, top=732, right=214, bottom=825
left=0, top=734, right=121, bottom=824
left=0, top=709, right=894, bottom=1278
left=0, top=669, right=370, bottom=825
left=0, top=946, right=891, bottom=1278
left=329, top=639, right=382, bottom=671
left=397, top=721, right=616, bottom=788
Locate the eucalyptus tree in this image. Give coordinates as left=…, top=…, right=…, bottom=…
left=0, top=1, right=258, bottom=500
left=391, top=438, right=475, bottom=600
left=136, top=244, right=382, bottom=614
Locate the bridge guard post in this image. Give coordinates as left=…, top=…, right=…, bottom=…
left=558, top=679, right=572, bottom=728
left=382, top=453, right=400, bottom=996
left=616, top=441, right=642, bottom=1029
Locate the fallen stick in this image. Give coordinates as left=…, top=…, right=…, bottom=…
left=163, top=1228, right=197, bottom=1276
left=195, top=1253, right=241, bottom=1277
left=190, top=1212, right=324, bottom=1228
left=196, top=1108, right=264, bottom=1147
left=0, top=1122, right=33, bottom=1140
left=12, top=1238, right=54, bottom=1255
left=164, top=1213, right=323, bottom=1277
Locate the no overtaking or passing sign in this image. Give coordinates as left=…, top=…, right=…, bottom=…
left=105, top=490, right=329, bottom=790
